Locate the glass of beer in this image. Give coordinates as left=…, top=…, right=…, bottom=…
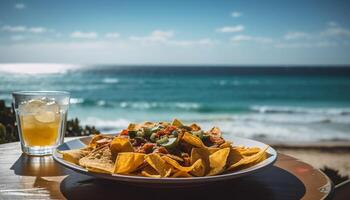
left=12, top=91, right=70, bottom=156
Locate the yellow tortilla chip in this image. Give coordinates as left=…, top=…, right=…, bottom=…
left=208, top=147, right=230, bottom=176
left=182, top=132, right=205, bottom=148
left=190, top=148, right=211, bottom=175
left=127, top=123, right=137, bottom=131
left=88, top=135, right=108, bottom=148
left=79, top=146, right=114, bottom=174
left=162, top=156, right=203, bottom=173
left=190, top=159, right=205, bottom=176
left=238, top=147, right=261, bottom=156
left=142, top=121, right=155, bottom=128
left=189, top=123, right=201, bottom=131
left=114, top=153, right=145, bottom=174
left=110, top=137, right=134, bottom=156
left=226, top=148, right=244, bottom=166
left=140, top=165, right=161, bottom=178
left=145, top=153, right=172, bottom=177
left=219, top=141, right=232, bottom=148
left=171, top=118, right=184, bottom=127
left=228, top=146, right=269, bottom=171
left=61, top=148, right=91, bottom=165
left=171, top=170, right=192, bottom=178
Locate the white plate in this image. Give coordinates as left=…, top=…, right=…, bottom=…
left=53, top=135, right=277, bottom=187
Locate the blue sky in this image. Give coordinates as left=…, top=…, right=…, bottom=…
left=0, top=0, right=350, bottom=65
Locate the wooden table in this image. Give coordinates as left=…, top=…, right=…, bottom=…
left=0, top=140, right=334, bottom=200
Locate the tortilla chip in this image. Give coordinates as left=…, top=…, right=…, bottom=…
left=114, top=153, right=145, bottom=174
left=209, top=127, right=221, bottom=137
left=227, top=146, right=269, bottom=171
left=238, top=147, right=261, bottom=156
left=208, top=147, right=230, bottom=176
left=189, top=123, right=201, bottom=131
left=145, top=153, right=172, bottom=177
left=110, top=137, right=134, bottom=156
left=182, top=132, right=205, bottom=148
left=162, top=156, right=203, bottom=173
left=190, top=159, right=206, bottom=176
left=226, top=148, right=244, bottom=167
left=61, top=148, right=91, bottom=165
left=142, top=121, right=155, bottom=128
left=88, top=135, right=107, bottom=148
left=191, top=148, right=211, bottom=175
left=165, top=154, right=184, bottom=162
left=171, top=118, right=184, bottom=127
left=140, top=165, right=161, bottom=178
left=171, top=170, right=193, bottom=178
left=208, top=147, right=220, bottom=154
left=79, top=146, right=114, bottom=174
left=219, top=141, right=232, bottom=148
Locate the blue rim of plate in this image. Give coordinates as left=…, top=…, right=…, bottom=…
left=53, top=134, right=277, bottom=184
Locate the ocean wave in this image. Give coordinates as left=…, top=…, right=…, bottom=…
left=251, top=105, right=350, bottom=115
left=231, top=113, right=350, bottom=124
left=70, top=98, right=85, bottom=104
left=71, top=99, right=203, bottom=111
left=102, top=78, right=119, bottom=84
left=82, top=117, right=130, bottom=131
left=119, top=101, right=201, bottom=110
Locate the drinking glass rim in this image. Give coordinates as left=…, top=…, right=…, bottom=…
left=12, top=91, right=70, bottom=96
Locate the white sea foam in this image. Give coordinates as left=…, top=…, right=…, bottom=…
left=231, top=113, right=350, bottom=124
left=82, top=117, right=130, bottom=131
left=251, top=105, right=350, bottom=115
left=102, top=78, right=119, bottom=84
left=70, top=98, right=84, bottom=104
left=118, top=101, right=201, bottom=110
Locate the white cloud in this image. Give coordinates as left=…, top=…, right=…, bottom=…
left=274, top=43, right=313, bottom=48
left=231, top=35, right=251, bottom=41
left=277, top=22, right=350, bottom=49
left=198, top=38, right=217, bottom=45
left=216, top=25, right=244, bottom=33
left=167, top=40, right=194, bottom=46
left=29, top=27, right=47, bottom=33
left=130, top=30, right=174, bottom=42
left=129, top=30, right=216, bottom=47
left=2, top=25, right=26, bottom=32
left=284, top=32, right=310, bottom=40
left=14, top=3, right=25, bottom=10
left=11, top=35, right=25, bottom=41
left=70, top=31, right=98, bottom=39
left=275, top=41, right=338, bottom=48
left=316, top=41, right=338, bottom=47
left=231, top=35, right=273, bottom=43
left=321, top=26, right=350, bottom=37
left=231, top=11, right=242, bottom=18
left=105, top=32, right=120, bottom=38
left=327, top=21, right=338, bottom=27
left=2, top=25, right=47, bottom=34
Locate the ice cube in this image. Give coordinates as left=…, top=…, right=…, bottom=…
left=19, top=98, right=60, bottom=123
left=34, top=110, right=57, bottom=123
left=34, top=101, right=60, bottom=123
left=19, top=99, right=46, bottom=115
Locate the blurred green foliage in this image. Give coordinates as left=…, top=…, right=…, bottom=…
left=0, top=100, right=99, bottom=144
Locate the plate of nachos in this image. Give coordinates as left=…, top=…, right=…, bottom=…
left=53, top=119, right=277, bottom=186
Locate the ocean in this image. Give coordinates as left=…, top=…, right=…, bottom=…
left=1, top=65, right=350, bottom=142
